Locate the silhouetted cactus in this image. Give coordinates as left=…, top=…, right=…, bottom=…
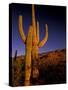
left=18, top=4, right=48, bottom=86
left=14, top=50, right=17, bottom=61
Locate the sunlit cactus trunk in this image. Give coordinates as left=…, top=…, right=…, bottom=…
left=18, top=4, right=48, bottom=86
left=32, top=5, right=48, bottom=79
left=24, top=26, right=33, bottom=86
left=18, top=16, right=33, bottom=86
left=32, top=5, right=39, bottom=78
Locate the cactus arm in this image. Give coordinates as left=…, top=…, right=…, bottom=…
left=32, top=4, right=37, bottom=40
left=36, top=21, right=39, bottom=43
left=38, top=24, right=48, bottom=48
left=18, top=15, right=26, bottom=43
left=25, top=25, right=33, bottom=86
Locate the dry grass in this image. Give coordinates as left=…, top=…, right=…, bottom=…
left=11, top=49, right=66, bottom=86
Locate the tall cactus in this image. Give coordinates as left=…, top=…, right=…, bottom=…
left=19, top=16, right=33, bottom=86
left=18, top=4, right=48, bottom=86
left=31, top=4, right=48, bottom=79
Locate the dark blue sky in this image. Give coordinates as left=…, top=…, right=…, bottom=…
left=10, top=3, right=66, bottom=57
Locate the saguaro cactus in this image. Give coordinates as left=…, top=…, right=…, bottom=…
left=18, top=4, right=48, bottom=85
left=14, top=50, right=17, bottom=61
left=19, top=16, right=33, bottom=86
left=31, top=4, right=48, bottom=79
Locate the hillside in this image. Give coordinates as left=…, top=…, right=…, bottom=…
left=11, top=49, right=66, bottom=86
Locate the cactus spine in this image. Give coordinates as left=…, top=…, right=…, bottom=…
left=18, top=4, right=48, bottom=86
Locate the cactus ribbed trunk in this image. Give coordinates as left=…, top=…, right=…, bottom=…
left=24, top=26, right=33, bottom=86
left=32, top=4, right=39, bottom=79
left=32, top=45, right=39, bottom=79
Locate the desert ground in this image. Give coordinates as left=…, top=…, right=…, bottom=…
left=10, top=49, right=66, bottom=86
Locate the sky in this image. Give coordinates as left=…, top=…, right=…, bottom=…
left=10, top=3, right=66, bottom=57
